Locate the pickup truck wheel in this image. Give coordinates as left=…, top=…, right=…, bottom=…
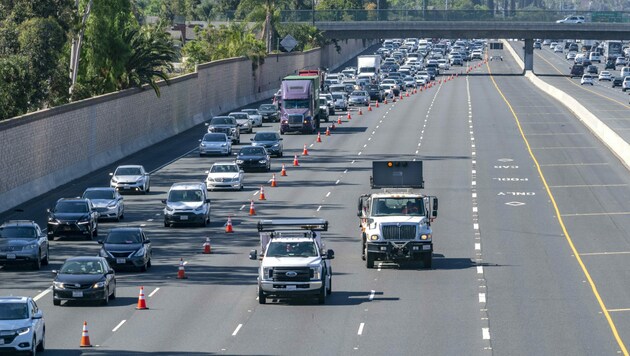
left=361, top=239, right=366, bottom=261
left=258, top=287, right=266, bottom=304
left=326, top=275, right=332, bottom=295
left=422, top=253, right=432, bottom=269
left=366, top=251, right=375, bottom=269
left=317, top=283, right=326, bottom=304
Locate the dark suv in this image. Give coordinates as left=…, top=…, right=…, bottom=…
left=569, top=64, right=584, bottom=78
left=366, top=85, right=384, bottom=102
left=0, top=220, right=49, bottom=269
left=47, top=198, right=99, bottom=240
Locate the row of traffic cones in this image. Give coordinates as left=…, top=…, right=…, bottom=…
left=80, top=285, right=152, bottom=347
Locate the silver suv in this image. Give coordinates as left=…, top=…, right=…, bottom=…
left=206, top=116, right=240, bottom=144
left=622, top=76, right=630, bottom=92
left=0, top=220, right=49, bottom=270
left=162, top=182, right=211, bottom=227
left=0, top=296, right=45, bottom=354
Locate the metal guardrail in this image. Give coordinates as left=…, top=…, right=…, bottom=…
left=278, top=10, right=630, bottom=23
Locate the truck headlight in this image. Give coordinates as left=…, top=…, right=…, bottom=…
left=310, top=266, right=322, bottom=280
left=262, top=267, right=273, bottom=280
left=370, top=235, right=379, bottom=240
left=420, top=234, right=432, bottom=240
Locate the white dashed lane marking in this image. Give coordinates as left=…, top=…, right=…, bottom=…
left=148, top=288, right=160, bottom=298
left=232, top=324, right=243, bottom=336
left=357, top=323, right=365, bottom=335
left=112, top=320, right=126, bottom=332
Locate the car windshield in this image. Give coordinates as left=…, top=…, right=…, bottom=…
left=350, top=91, right=366, bottom=96
left=105, top=231, right=142, bottom=244
left=210, top=164, right=239, bottom=173
left=266, top=241, right=318, bottom=257
left=372, top=198, right=426, bottom=216
left=83, top=190, right=115, bottom=200
left=60, top=260, right=105, bottom=274
left=239, top=147, right=265, bottom=155
left=115, top=167, right=141, bottom=175
left=0, top=303, right=28, bottom=320
left=254, top=133, right=278, bottom=141
left=230, top=114, right=247, bottom=121
left=259, top=104, right=276, bottom=111
left=211, top=117, right=234, bottom=125
left=332, top=93, right=344, bottom=99
left=0, top=226, right=37, bottom=239
left=243, top=109, right=259, bottom=115
left=55, top=201, right=88, bottom=213
left=168, top=189, right=203, bottom=202
left=203, top=134, right=226, bottom=142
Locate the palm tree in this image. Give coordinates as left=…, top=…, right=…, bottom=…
left=236, top=0, right=292, bottom=53
left=120, top=22, right=177, bottom=97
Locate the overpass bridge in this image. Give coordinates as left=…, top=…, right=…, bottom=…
left=280, top=10, right=630, bottom=70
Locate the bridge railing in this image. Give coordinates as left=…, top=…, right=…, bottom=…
left=280, top=10, right=630, bottom=23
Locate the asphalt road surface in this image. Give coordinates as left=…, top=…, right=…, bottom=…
left=1, top=46, right=630, bottom=355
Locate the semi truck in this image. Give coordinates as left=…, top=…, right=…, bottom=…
left=249, top=218, right=334, bottom=304
left=358, top=161, right=438, bottom=269
left=279, top=74, right=322, bottom=134
left=357, top=55, right=381, bottom=82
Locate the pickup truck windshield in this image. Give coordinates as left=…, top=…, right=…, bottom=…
left=266, top=241, right=318, bottom=257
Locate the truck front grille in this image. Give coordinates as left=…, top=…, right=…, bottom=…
left=382, top=225, right=416, bottom=240
left=272, top=267, right=311, bottom=282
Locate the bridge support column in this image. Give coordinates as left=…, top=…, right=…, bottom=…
left=523, top=39, right=534, bottom=71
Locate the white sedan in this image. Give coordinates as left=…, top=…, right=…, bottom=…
left=598, top=71, right=612, bottom=81
left=580, top=74, right=594, bottom=85
left=205, top=162, right=244, bottom=191
left=242, top=109, right=263, bottom=127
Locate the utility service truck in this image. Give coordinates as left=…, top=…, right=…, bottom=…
left=249, top=219, right=334, bottom=304
left=358, top=161, right=438, bottom=269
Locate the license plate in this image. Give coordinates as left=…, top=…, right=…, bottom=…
left=72, top=291, right=83, bottom=298
left=116, top=258, right=126, bottom=264
left=64, top=226, right=72, bottom=231
left=286, top=285, right=296, bottom=290
left=180, top=215, right=188, bottom=220
left=6, top=253, right=16, bottom=260
left=422, top=245, right=431, bottom=250
left=123, top=186, right=131, bottom=189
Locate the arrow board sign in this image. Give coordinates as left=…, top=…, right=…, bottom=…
left=281, top=35, right=298, bottom=52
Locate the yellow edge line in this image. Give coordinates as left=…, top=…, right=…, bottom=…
left=485, top=62, right=629, bottom=355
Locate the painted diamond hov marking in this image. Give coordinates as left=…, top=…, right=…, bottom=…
left=505, top=201, right=526, bottom=206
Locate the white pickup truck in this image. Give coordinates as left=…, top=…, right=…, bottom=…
left=249, top=219, right=334, bottom=304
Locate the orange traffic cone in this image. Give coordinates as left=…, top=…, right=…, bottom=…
left=399, top=93, right=403, bottom=100
left=177, top=258, right=187, bottom=279
left=302, top=144, right=309, bottom=156
left=80, top=321, right=92, bottom=347
left=281, top=164, right=288, bottom=176
left=136, top=286, right=149, bottom=309
left=406, top=91, right=410, bottom=97
left=331, top=122, right=336, bottom=130
left=325, top=126, right=330, bottom=136
left=259, top=186, right=266, bottom=200
left=358, top=107, right=363, bottom=115
left=337, top=116, right=342, bottom=125
left=293, top=154, right=300, bottom=166
left=249, top=200, right=256, bottom=215
left=347, top=112, right=352, bottom=120
left=384, top=98, right=388, bottom=104
left=368, top=103, right=372, bottom=111
left=203, top=237, right=211, bottom=254
left=225, top=216, right=234, bottom=233
left=375, top=100, right=379, bottom=108
left=316, top=131, right=322, bottom=142
left=270, top=173, right=277, bottom=187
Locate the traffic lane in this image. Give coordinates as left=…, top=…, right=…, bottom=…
left=479, top=70, right=625, bottom=354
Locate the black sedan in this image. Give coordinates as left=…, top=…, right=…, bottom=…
left=52, top=256, right=116, bottom=306
left=236, top=146, right=271, bottom=172
left=250, top=131, right=283, bottom=157
left=47, top=198, right=98, bottom=240
left=258, top=104, right=279, bottom=122
left=98, top=227, right=152, bottom=271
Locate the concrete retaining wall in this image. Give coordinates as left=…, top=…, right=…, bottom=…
left=0, top=39, right=372, bottom=214
left=502, top=39, right=630, bottom=170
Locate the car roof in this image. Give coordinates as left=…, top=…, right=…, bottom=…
left=0, top=220, right=38, bottom=227
left=170, top=182, right=205, bottom=190
left=57, top=197, right=89, bottom=203
left=64, top=256, right=106, bottom=262
left=0, top=296, right=29, bottom=303
left=84, top=187, right=116, bottom=192
left=212, top=161, right=238, bottom=166
left=116, top=165, right=143, bottom=169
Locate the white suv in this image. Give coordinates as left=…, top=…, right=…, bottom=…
left=0, top=296, right=45, bottom=354
left=622, top=76, right=630, bottom=92
left=556, top=15, right=585, bottom=23
left=162, top=182, right=211, bottom=227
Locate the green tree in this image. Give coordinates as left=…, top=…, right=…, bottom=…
left=0, top=55, right=32, bottom=120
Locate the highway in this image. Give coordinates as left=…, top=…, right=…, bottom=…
left=1, top=45, right=630, bottom=355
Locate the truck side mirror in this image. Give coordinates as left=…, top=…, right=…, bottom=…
left=326, top=249, right=335, bottom=259
left=357, top=198, right=363, bottom=216
left=249, top=249, right=258, bottom=260
left=432, top=197, right=438, bottom=218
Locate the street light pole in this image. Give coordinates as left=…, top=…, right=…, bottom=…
left=311, top=0, right=315, bottom=26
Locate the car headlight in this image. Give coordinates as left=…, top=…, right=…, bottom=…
left=421, top=234, right=432, bottom=240
left=107, top=201, right=117, bottom=208
left=221, top=143, right=226, bottom=147
left=272, top=143, right=279, bottom=147
left=236, top=160, right=244, bottom=164
left=77, top=219, right=90, bottom=225
left=99, top=249, right=111, bottom=258
left=133, top=246, right=146, bottom=257
left=136, top=177, right=144, bottom=183
left=231, top=128, right=237, bottom=132
left=47, top=218, right=59, bottom=224
left=200, top=143, right=206, bottom=147
left=22, top=243, right=38, bottom=251
left=16, top=327, right=30, bottom=335
left=53, top=281, right=64, bottom=289
left=310, top=266, right=322, bottom=280
left=111, top=177, right=118, bottom=183
left=194, top=205, right=205, bottom=212
left=370, top=235, right=379, bottom=240
left=92, top=281, right=106, bottom=289
left=165, top=206, right=174, bottom=213
left=258, top=160, right=267, bottom=164
left=262, top=267, right=273, bottom=280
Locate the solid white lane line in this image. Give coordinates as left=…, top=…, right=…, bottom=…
left=561, top=212, right=630, bottom=217
left=358, top=323, right=365, bottom=335
left=369, top=290, right=375, bottom=301
left=550, top=184, right=628, bottom=188
left=33, top=287, right=52, bottom=301
left=475, top=243, right=481, bottom=250
left=148, top=287, right=160, bottom=298
left=580, top=251, right=630, bottom=256
left=232, top=324, right=243, bottom=336
left=112, top=320, right=126, bottom=332
left=326, top=192, right=331, bottom=197
left=479, top=293, right=486, bottom=303
left=477, top=266, right=483, bottom=274
left=482, top=328, right=491, bottom=340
